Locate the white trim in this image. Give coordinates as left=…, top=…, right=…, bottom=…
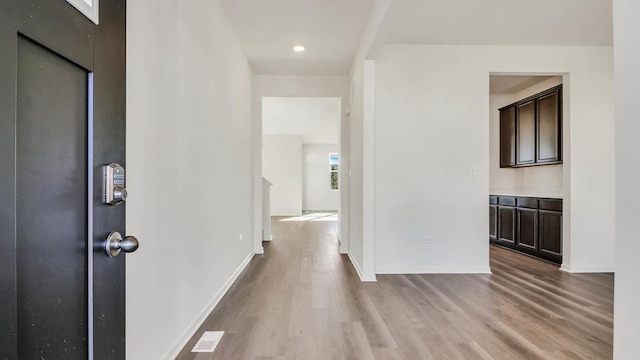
left=163, top=252, right=255, bottom=360
left=338, top=235, right=347, bottom=254
left=262, top=236, right=272, bottom=241
left=253, top=96, right=264, bottom=262
left=87, top=73, right=95, bottom=360
left=376, top=266, right=492, bottom=275
left=255, top=86, right=350, bottom=263
left=560, top=265, right=614, bottom=273
left=362, top=272, right=377, bottom=281
left=339, top=239, right=348, bottom=254
left=348, top=252, right=377, bottom=282
left=338, top=97, right=349, bottom=258
left=66, top=0, right=99, bottom=24
left=361, top=60, right=377, bottom=280
left=347, top=252, right=363, bottom=279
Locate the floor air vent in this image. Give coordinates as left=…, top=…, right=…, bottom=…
left=191, top=331, right=224, bottom=353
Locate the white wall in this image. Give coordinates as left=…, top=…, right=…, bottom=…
left=490, top=77, right=564, bottom=198
left=262, top=97, right=340, bottom=144
left=613, top=0, right=640, bottom=357
left=345, top=60, right=377, bottom=281
left=303, top=144, right=340, bottom=210
left=262, top=135, right=303, bottom=216
left=253, top=76, right=350, bottom=254
left=127, top=1, right=254, bottom=359
left=346, top=0, right=400, bottom=282
left=375, top=45, right=614, bottom=274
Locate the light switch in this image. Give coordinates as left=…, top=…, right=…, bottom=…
left=472, top=167, right=480, bottom=178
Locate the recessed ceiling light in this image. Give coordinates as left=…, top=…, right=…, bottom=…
left=293, top=45, right=305, bottom=52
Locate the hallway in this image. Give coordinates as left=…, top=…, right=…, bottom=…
left=177, top=218, right=613, bottom=360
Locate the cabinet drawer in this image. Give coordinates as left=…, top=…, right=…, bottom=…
left=517, top=197, right=538, bottom=209
left=498, top=196, right=516, bottom=206
left=539, top=199, right=562, bottom=211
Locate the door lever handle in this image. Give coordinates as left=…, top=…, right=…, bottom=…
left=105, top=231, right=139, bottom=257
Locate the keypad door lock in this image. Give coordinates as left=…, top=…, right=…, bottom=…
left=103, top=163, right=127, bottom=205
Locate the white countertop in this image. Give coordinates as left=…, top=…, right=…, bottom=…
left=490, top=190, right=563, bottom=199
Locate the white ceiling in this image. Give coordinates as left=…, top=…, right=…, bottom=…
left=489, top=75, right=555, bottom=93
left=262, top=97, right=340, bottom=144
left=220, top=0, right=375, bottom=75
left=387, top=0, right=613, bottom=46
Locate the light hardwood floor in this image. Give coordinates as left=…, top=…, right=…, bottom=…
left=177, top=216, right=613, bottom=359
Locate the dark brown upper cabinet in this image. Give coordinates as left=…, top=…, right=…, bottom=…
left=499, top=85, right=563, bottom=168
left=500, top=106, right=516, bottom=167
left=537, top=88, right=562, bottom=163
left=516, top=101, right=536, bottom=165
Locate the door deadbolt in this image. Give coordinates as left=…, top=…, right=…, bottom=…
left=105, top=232, right=139, bottom=257
left=103, top=163, right=127, bottom=205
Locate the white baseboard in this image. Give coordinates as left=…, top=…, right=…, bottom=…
left=560, top=264, right=614, bottom=273
left=361, top=273, right=377, bottom=281
left=376, top=265, right=492, bottom=275
left=337, top=236, right=347, bottom=254
left=263, top=236, right=272, bottom=241
left=347, top=252, right=377, bottom=282
left=163, top=252, right=255, bottom=360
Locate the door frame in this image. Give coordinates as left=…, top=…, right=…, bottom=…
left=252, top=82, right=351, bottom=259
left=488, top=71, right=570, bottom=272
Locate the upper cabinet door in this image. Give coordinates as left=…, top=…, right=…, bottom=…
left=500, top=106, right=516, bottom=167
left=498, top=85, right=562, bottom=168
left=516, top=101, right=536, bottom=165
left=537, top=89, right=562, bottom=163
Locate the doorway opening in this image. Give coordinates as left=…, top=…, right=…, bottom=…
left=488, top=74, right=567, bottom=269
left=261, top=97, right=341, bottom=240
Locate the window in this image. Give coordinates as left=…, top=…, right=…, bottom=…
left=330, top=153, right=339, bottom=190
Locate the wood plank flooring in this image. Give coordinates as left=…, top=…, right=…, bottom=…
left=176, top=216, right=613, bottom=359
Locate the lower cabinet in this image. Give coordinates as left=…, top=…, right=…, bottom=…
left=489, top=204, right=497, bottom=241
left=539, top=210, right=562, bottom=261
left=490, top=195, right=562, bottom=264
left=517, top=208, right=538, bottom=251
left=498, top=207, right=516, bottom=244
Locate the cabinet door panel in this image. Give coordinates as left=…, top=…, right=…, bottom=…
left=490, top=205, right=497, bottom=241
left=537, top=90, right=561, bottom=163
left=498, top=207, right=516, bottom=244
left=517, top=101, right=535, bottom=165
left=517, top=208, right=538, bottom=250
left=540, top=210, right=562, bottom=259
left=500, top=106, right=516, bottom=167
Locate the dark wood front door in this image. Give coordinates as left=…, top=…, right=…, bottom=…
left=0, top=1, right=126, bottom=359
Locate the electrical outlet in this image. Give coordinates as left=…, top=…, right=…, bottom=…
left=239, top=234, right=243, bottom=242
